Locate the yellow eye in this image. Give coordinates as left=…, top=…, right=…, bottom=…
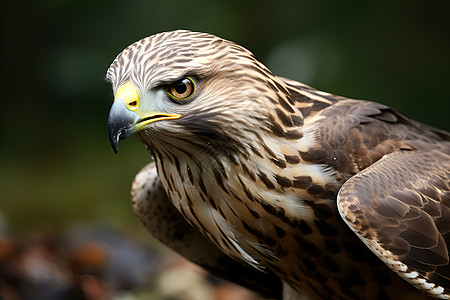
left=166, top=77, right=195, bottom=100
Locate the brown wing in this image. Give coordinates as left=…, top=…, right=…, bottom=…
left=131, top=162, right=282, bottom=299
left=337, top=149, right=450, bottom=298
left=298, top=96, right=450, bottom=182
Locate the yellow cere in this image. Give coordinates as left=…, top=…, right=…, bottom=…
left=115, top=81, right=140, bottom=111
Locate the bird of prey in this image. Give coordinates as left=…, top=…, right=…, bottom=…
left=107, top=30, right=450, bottom=299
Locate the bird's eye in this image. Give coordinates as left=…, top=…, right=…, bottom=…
left=166, top=77, right=195, bottom=101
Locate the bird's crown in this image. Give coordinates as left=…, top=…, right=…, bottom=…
left=106, top=30, right=263, bottom=94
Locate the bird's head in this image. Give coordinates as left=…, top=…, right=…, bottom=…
left=107, top=30, right=297, bottom=156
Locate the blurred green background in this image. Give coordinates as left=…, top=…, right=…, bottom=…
left=2, top=0, right=450, bottom=236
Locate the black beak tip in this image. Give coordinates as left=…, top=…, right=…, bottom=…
left=107, top=99, right=138, bottom=155
left=108, top=122, right=120, bottom=155
left=108, top=130, right=119, bottom=155
left=112, top=141, right=119, bottom=155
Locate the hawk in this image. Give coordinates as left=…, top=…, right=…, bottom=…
left=106, top=30, right=450, bottom=299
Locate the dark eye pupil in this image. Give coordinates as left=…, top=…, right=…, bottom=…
left=167, top=78, right=194, bottom=100
left=175, top=81, right=187, bottom=94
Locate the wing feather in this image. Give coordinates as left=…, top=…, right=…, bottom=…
left=337, top=150, right=450, bottom=298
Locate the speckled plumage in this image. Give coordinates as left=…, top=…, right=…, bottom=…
left=107, top=30, right=450, bottom=299
left=131, top=162, right=282, bottom=298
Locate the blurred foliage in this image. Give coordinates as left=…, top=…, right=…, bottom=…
left=1, top=0, right=450, bottom=235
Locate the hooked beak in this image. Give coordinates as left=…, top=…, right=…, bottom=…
left=107, top=81, right=180, bottom=154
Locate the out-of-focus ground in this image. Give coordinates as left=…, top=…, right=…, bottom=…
left=2, top=0, right=450, bottom=299
left=0, top=224, right=266, bottom=300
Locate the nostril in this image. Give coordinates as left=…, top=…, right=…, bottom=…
left=127, top=100, right=138, bottom=109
